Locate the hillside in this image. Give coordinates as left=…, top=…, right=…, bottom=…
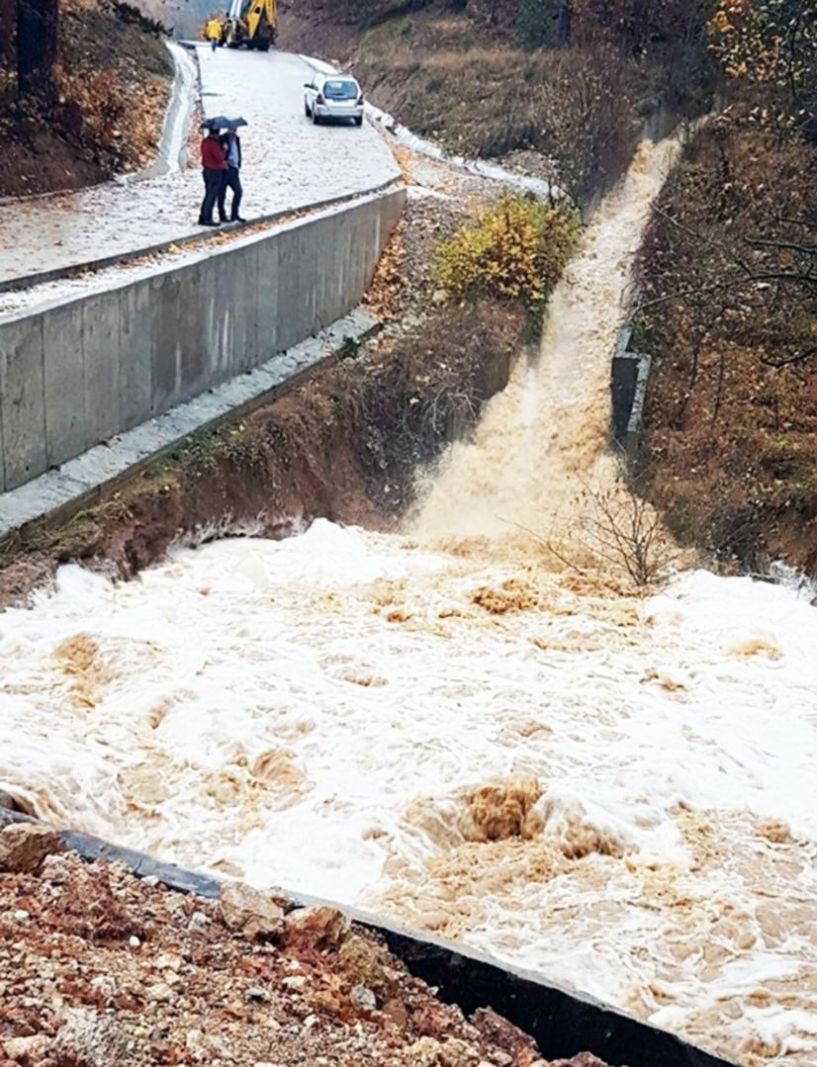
left=636, top=2, right=817, bottom=575
left=274, top=0, right=817, bottom=576
left=0, top=0, right=172, bottom=197
left=277, top=0, right=714, bottom=204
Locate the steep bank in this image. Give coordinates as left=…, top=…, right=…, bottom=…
left=0, top=0, right=172, bottom=197
left=0, top=295, right=524, bottom=606
left=635, top=6, right=817, bottom=576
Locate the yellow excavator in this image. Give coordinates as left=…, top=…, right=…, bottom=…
left=203, top=0, right=278, bottom=51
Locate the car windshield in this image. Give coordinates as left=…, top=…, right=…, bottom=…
left=323, top=80, right=358, bottom=100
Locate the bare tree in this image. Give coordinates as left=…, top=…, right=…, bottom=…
left=518, top=462, right=678, bottom=588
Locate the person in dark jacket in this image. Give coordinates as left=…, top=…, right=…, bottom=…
left=218, top=126, right=245, bottom=223
left=198, top=126, right=226, bottom=226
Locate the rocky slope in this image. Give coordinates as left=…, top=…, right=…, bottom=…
left=0, top=821, right=610, bottom=1067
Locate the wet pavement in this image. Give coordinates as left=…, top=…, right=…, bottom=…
left=0, top=47, right=399, bottom=287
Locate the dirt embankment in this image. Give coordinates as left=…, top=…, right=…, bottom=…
left=0, top=299, right=522, bottom=605
left=0, top=211, right=525, bottom=604
left=637, top=97, right=817, bottom=576
left=0, top=0, right=172, bottom=198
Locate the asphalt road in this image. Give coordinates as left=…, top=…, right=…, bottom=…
left=0, top=47, right=399, bottom=286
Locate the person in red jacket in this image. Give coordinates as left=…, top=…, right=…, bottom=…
left=198, top=127, right=227, bottom=226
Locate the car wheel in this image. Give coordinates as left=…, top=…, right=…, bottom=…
left=354, top=116, right=363, bottom=127
left=304, top=102, right=311, bottom=117
left=312, top=110, right=321, bottom=125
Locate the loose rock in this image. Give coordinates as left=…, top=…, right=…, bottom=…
left=439, top=1038, right=481, bottom=1067
left=350, top=984, right=377, bottom=1011
left=0, top=823, right=63, bottom=874
left=335, top=933, right=400, bottom=998
left=51, top=1009, right=133, bottom=1067
left=0, top=850, right=613, bottom=1067
left=219, top=881, right=285, bottom=940
left=2, top=1035, right=50, bottom=1062
left=406, top=1037, right=445, bottom=1066
left=90, top=974, right=118, bottom=999
left=145, top=981, right=173, bottom=1002
left=281, top=905, right=350, bottom=954
left=472, top=1007, right=539, bottom=1062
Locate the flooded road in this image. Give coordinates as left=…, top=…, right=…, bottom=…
left=2, top=139, right=817, bottom=1066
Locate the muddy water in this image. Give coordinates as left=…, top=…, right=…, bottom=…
left=2, top=140, right=817, bottom=1067
left=416, top=137, right=680, bottom=540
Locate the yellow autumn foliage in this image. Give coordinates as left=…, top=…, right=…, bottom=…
left=435, top=195, right=580, bottom=308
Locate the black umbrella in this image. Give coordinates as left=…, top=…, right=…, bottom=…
left=202, top=115, right=248, bottom=129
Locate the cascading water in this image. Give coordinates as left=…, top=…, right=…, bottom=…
left=2, top=139, right=817, bottom=1067
left=415, top=136, right=680, bottom=540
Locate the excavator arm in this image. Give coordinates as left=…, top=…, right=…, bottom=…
left=224, top=0, right=277, bottom=47
left=246, top=0, right=277, bottom=40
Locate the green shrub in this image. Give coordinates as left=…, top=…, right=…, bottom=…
left=435, top=194, right=580, bottom=308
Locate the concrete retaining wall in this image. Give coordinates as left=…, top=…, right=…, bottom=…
left=0, top=187, right=405, bottom=492
left=610, top=284, right=651, bottom=475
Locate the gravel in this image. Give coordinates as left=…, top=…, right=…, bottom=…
left=0, top=829, right=610, bottom=1067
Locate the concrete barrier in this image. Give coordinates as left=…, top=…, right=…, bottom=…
left=610, top=284, right=651, bottom=476
left=0, top=187, right=405, bottom=492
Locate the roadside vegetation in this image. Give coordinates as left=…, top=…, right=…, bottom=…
left=435, top=194, right=580, bottom=310
left=0, top=0, right=172, bottom=197
left=279, top=0, right=714, bottom=203
left=636, top=1, right=817, bottom=574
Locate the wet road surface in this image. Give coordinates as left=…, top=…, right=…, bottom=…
left=0, top=47, right=399, bottom=286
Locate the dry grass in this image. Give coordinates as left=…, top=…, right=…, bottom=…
left=349, top=12, right=639, bottom=201
left=0, top=0, right=172, bottom=196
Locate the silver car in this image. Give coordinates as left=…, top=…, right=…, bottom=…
left=304, top=73, right=364, bottom=127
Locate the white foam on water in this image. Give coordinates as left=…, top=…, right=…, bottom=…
left=2, top=139, right=817, bottom=1066
left=2, top=525, right=817, bottom=1065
